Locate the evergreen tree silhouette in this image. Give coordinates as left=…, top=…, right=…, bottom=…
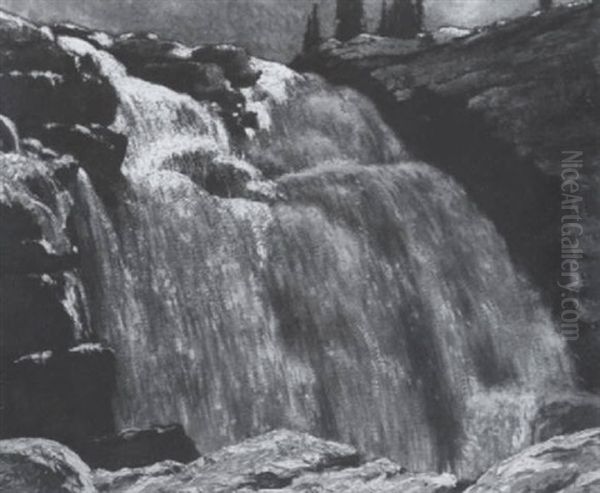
left=415, top=0, right=425, bottom=32
left=303, top=3, right=322, bottom=53
left=388, top=0, right=419, bottom=39
left=540, top=0, right=553, bottom=11
left=335, top=0, right=365, bottom=42
left=378, top=0, right=390, bottom=36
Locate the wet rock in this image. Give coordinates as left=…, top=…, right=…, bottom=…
left=192, top=44, right=261, bottom=87
left=93, top=460, right=185, bottom=493
left=532, top=392, right=600, bottom=443
left=0, top=113, right=19, bottom=152
left=90, top=430, right=456, bottom=492
left=277, top=458, right=457, bottom=493
left=0, top=70, right=117, bottom=135
left=51, top=22, right=114, bottom=50
left=0, top=438, right=96, bottom=493
left=110, top=33, right=192, bottom=69
left=0, top=11, right=118, bottom=135
left=465, top=428, right=600, bottom=493
left=135, top=60, right=232, bottom=102
left=0, top=10, right=75, bottom=74
left=34, top=123, right=127, bottom=186
left=3, top=344, right=115, bottom=446
left=0, top=9, right=52, bottom=44
left=76, top=425, right=199, bottom=471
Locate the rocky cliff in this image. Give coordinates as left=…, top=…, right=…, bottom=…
left=296, top=2, right=600, bottom=390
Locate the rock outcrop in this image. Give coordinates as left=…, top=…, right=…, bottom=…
left=0, top=438, right=96, bottom=493
left=34, top=123, right=127, bottom=188
left=92, top=429, right=457, bottom=493
left=0, top=11, right=117, bottom=136
left=531, top=392, right=600, bottom=443
left=3, top=344, right=115, bottom=447
left=76, top=425, right=199, bottom=471
left=297, top=2, right=600, bottom=390
left=465, top=428, right=600, bottom=493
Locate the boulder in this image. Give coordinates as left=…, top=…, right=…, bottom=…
left=86, top=430, right=458, bottom=493
left=531, top=392, right=600, bottom=443
left=192, top=44, right=261, bottom=87
left=276, top=458, right=457, bottom=493
left=134, top=60, right=231, bottom=102
left=0, top=438, right=96, bottom=493
left=93, top=460, right=186, bottom=493
left=34, top=123, right=127, bottom=186
left=3, top=344, right=116, bottom=446
left=465, top=428, right=600, bottom=493
left=0, top=9, right=52, bottom=45
left=0, top=70, right=117, bottom=135
left=75, top=425, right=199, bottom=471
left=51, top=22, right=114, bottom=50
left=110, top=33, right=192, bottom=69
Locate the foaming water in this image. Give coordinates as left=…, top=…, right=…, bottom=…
left=60, top=37, right=573, bottom=477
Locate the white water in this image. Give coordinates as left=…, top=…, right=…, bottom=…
left=60, top=37, right=573, bottom=478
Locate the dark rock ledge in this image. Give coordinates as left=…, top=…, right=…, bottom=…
left=296, top=2, right=600, bottom=391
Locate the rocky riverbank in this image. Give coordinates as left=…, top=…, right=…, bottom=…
left=2, top=428, right=600, bottom=492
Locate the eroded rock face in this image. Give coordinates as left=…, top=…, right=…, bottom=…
left=0, top=438, right=96, bottom=493
left=465, top=428, right=600, bottom=493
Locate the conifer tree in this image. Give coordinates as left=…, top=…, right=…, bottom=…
left=303, top=3, right=322, bottom=53
left=388, top=0, right=419, bottom=39
left=378, top=0, right=390, bottom=36
left=335, top=0, right=365, bottom=42
left=540, top=0, right=553, bottom=11
left=415, top=0, right=425, bottom=32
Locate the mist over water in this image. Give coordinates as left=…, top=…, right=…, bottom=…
left=61, top=37, right=572, bottom=477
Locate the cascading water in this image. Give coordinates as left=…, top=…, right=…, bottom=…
left=60, top=37, right=573, bottom=478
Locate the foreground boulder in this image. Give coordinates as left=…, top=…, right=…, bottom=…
left=0, top=438, right=96, bottom=493
left=93, top=429, right=456, bottom=492
left=465, top=428, right=600, bottom=493
left=76, top=424, right=199, bottom=471
left=531, top=392, right=600, bottom=443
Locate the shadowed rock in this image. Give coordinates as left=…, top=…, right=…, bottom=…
left=465, top=428, right=600, bottom=493
left=89, top=430, right=458, bottom=493
left=34, top=123, right=127, bottom=187
left=0, top=438, right=96, bottom=493
left=3, top=344, right=115, bottom=446
left=192, top=44, right=261, bottom=87
left=532, top=392, right=600, bottom=443
left=76, top=425, right=199, bottom=471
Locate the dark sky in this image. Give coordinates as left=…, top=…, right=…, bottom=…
left=0, top=0, right=570, bottom=62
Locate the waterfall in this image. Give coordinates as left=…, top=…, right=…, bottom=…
left=60, top=37, right=573, bottom=478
